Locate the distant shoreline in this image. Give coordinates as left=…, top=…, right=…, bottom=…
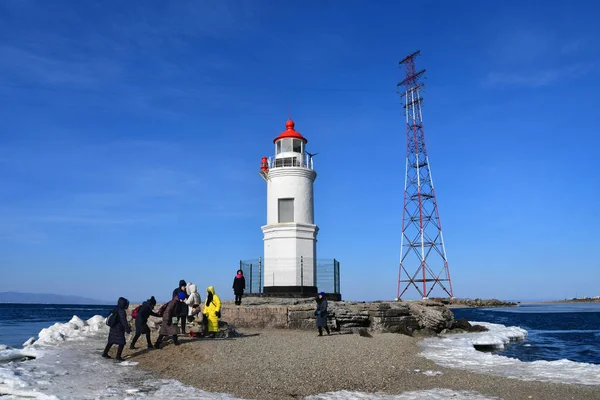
left=519, top=299, right=600, bottom=305
left=0, top=292, right=111, bottom=305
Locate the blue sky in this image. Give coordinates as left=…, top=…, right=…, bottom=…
left=1, top=0, right=599, bottom=303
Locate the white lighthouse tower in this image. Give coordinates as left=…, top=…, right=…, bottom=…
left=259, top=119, right=318, bottom=295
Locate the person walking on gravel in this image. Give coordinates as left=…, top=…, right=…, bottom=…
left=102, top=297, right=131, bottom=361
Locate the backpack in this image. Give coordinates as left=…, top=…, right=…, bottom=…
left=105, top=308, right=118, bottom=327
left=157, top=303, right=168, bottom=317
left=131, top=305, right=141, bottom=319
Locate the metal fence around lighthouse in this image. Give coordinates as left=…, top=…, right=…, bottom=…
left=238, top=257, right=341, bottom=297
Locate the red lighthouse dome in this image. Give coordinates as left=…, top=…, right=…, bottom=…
left=273, top=119, right=307, bottom=143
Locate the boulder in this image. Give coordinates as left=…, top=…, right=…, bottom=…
left=452, top=317, right=472, bottom=330
left=412, top=328, right=438, bottom=338
left=408, top=301, right=455, bottom=333
left=469, top=324, right=489, bottom=332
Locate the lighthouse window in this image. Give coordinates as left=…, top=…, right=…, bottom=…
left=278, top=198, right=294, bottom=223
left=281, top=138, right=292, bottom=153
left=276, top=141, right=281, bottom=154
left=293, top=139, right=302, bottom=153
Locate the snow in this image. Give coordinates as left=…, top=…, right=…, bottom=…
left=33, top=316, right=106, bottom=346
left=420, top=321, right=600, bottom=385
left=0, top=347, right=39, bottom=363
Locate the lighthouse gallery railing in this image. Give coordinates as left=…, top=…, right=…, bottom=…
left=267, top=154, right=314, bottom=169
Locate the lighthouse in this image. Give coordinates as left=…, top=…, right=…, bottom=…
left=260, top=119, right=318, bottom=295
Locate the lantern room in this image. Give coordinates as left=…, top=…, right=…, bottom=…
left=272, top=120, right=310, bottom=168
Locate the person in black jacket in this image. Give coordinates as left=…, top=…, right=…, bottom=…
left=232, top=269, right=246, bottom=305
left=102, top=297, right=131, bottom=361
left=172, top=279, right=189, bottom=334
left=315, top=292, right=330, bottom=336
left=129, top=296, right=159, bottom=350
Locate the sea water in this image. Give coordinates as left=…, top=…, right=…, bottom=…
left=1, top=303, right=599, bottom=399
left=452, top=303, right=600, bottom=364
left=0, top=304, right=114, bottom=347
left=419, top=303, right=600, bottom=385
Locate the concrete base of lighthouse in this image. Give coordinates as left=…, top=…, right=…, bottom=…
left=262, top=286, right=318, bottom=296
left=261, top=223, right=318, bottom=296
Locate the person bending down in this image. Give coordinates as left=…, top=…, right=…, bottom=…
left=130, top=296, right=159, bottom=350
left=154, top=292, right=185, bottom=349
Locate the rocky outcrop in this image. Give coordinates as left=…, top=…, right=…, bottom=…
left=130, top=298, right=479, bottom=338
left=368, top=302, right=419, bottom=335
left=441, top=317, right=489, bottom=334
left=217, top=298, right=458, bottom=337
left=430, top=298, right=518, bottom=308
left=408, top=301, right=455, bottom=332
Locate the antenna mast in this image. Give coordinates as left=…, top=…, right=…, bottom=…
left=397, top=51, right=454, bottom=300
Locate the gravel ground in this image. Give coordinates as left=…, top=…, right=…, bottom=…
left=122, top=329, right=600, bottom=400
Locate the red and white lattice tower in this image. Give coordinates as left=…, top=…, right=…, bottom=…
left=397, top=51, right=454, bottom=300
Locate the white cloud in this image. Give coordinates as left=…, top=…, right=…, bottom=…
left=482, top=28, right=595, bottom=88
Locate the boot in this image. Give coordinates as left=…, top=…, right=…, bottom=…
left=102, top=343, right=112, bottom=358
left=129, top=338, right=137, bottom=349
left=144, top=333, right=153, bottom=349
left=115, top=345, right=124, bottom=361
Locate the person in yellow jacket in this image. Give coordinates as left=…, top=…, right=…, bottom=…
left=202, top=286, right=221, bottom=337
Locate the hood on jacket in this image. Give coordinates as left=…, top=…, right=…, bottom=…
left=206, top=286, right=215, bottom=295
left=117, top=297, right=129, bottom=309
left=179, top=279, right=187, bottom=288
left=188, top=284, right=198, bottom=294
left=147, top=296, right=157, bottom=307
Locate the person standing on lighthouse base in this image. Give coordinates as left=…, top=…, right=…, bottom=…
left=232, top=269, right=246, bottom=305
